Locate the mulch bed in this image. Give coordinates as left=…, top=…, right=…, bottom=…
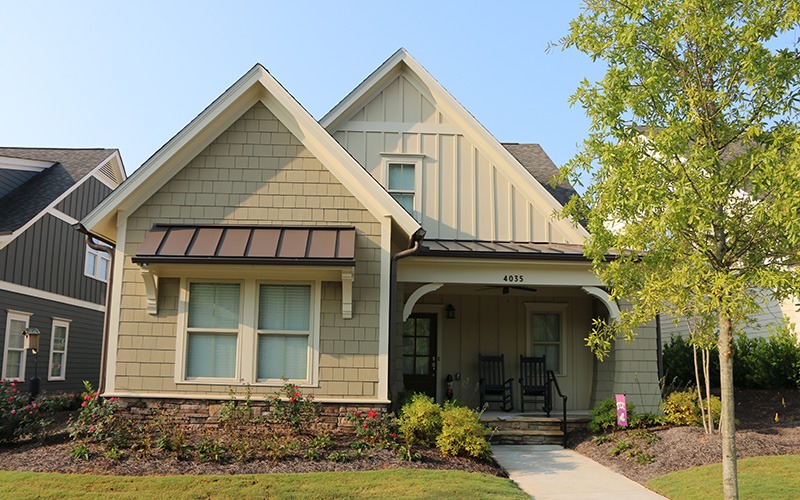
left=571, top=388, right=800, bottom=484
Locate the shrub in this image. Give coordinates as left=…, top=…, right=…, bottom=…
left=588, top=398, right=636, bottom=433
left=67, top=382, right=127, bottom=446
left=662, top=335, right=720, bottom=390
left=347, top=408, right=398, bottom=448
left=268, top=383, right=320, bottom=433
left=436, top=403, right=490, bottom=459
left=398, top=393, right=442, bottom=446
left=660, top=390, right=721, bottom=426
left=734, top=328, right=800, bottom=389
left=0, top=379, right=51, bottom=442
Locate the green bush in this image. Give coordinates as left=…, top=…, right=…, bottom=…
left=734, top=328, right=800, bottom=389
left=268, top=383, right=320, bottom=433
left=660, top=390, right=721, bottom=426
left=436, top=403, right=490, bottom=459
left=67, top=382, right=128, bottom=447
left=662, top=335, right=720, bottom=389
left=0, top=379, right=52, bottom=442
left=588, top=398, right=636, bottom=433
left=398, top=394, right=442, bottom=446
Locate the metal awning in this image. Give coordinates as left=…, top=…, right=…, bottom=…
left=418, top=239, right=595, bottom=261
left=132, top=225, right=356, bottom=266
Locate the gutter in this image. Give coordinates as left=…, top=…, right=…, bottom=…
left=388, top=227, right=426, bottom=409
left=75, top=223, right=115, bottom=398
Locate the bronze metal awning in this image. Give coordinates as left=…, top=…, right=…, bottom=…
left=418, top=240, right=595, bottom=261
left=132, top=225, right=356, bottom=266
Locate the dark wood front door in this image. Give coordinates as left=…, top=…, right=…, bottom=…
left=402, top=313, right=438, bottom=399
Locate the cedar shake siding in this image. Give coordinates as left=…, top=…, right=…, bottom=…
left=116, top=102, right=382, bottom=400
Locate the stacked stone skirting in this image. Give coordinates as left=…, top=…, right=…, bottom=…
left=115, top=397, right=389, bottom=431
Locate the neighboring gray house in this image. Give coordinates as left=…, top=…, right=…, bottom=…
left=0, top=148, right=125, bottom=393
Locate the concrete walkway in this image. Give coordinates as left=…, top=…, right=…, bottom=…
left=492, top=445, right=667, bottom=499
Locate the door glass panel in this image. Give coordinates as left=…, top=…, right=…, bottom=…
left=403, top=356, right=414, bottom=374
left=416, top=337, right=429, bottom=355
left=415, top=357, right=429, bottom=375
left=403, top=335, right=415, bottom=355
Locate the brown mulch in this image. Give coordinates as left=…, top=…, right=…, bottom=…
left=572, top=388, right=800, bottom=484
left=0, top=416, right=505, bottom=477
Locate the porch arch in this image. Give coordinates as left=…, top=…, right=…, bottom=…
left=402, top=282, right=443, bottom=320
left=581, top=286, right=621, bottom=322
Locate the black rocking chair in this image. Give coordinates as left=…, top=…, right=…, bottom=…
left=479, top=354, right=514, bottom=411
left=519, top=355, right=553, bottom=416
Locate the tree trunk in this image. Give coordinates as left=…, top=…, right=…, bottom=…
left=718, top=312, right=738, bottom=499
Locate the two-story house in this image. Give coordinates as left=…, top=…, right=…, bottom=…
left=0, top=148, right=125, bottom=393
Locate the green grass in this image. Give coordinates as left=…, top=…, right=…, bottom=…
left=0, top=469, right=526, bottom=499
left=647, top=454, right=800, bottom=499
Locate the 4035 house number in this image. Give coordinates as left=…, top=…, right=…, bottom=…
left=502, top=274, right=524, bottom=283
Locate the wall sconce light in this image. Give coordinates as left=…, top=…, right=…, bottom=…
left=445, top=304, right=456, bottom=319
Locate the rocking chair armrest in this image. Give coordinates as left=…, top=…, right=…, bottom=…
left=503, top=378, right=514, bottom=386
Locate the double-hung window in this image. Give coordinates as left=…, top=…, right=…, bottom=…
left=257, top=284, right=312, bottom=382
left=185, top=282, right=240, bottom=379
left=48, top=318, right=70, bottom=381
left=387, top=163, right=416, bottom=213
left=85, top=245, right=110, bottom=282
left=3, top=311, right=31, bottom=380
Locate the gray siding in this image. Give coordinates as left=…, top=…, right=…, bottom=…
left=0, top=169, right=37, bottom=198
left=0, top=214, right=106, bottom=304
left=56, top=176, right=112, bottom=220
left=0, top=289, right=103, bottom=393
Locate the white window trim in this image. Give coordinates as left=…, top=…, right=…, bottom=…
left=525, top=303, right=569, bottom=376
left=48, top=317, right=71, bottom=381
left=176, top=279, right=243, bottom=383
left=255, top=281, right=318, bottom=385
left=2, top=310, right=32, bottom=381
left=84, top=245, right=111, bottom=283
left=381, top=154, right=423, bottom=216
left=174, top=278, right=321, bottom=387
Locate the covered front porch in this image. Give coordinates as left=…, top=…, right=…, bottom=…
left=394, top=241, right=661, bottom=414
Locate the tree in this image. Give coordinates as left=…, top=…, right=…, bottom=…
left=558, top=1, right=800, bottom=498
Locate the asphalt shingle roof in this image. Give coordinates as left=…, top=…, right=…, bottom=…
left=502, top=143, right=578, bottom=207
left=0, top=148, right=117, bottom=233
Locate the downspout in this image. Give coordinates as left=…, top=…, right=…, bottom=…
left=656, top=313, right=663, bottom=381
left=388, top=227, right=426, bottom=410
left=76, top=225, right=115, bottom=397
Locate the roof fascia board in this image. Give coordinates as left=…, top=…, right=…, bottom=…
left=0, top=150, right=121, bottom=250
left=322, top=50, right=588, bottom=241
left=82, top=67, right=267, bottom=239
left=0, top=156, right=53, bottom=171
left=256, top=74, right=419, bottom=236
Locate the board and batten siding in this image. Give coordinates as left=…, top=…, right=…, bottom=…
left=331, top=72, right=569, bottom=244
left=0, top=169, right=38, bottom=198
left=0, top=214, right=106, bottom=304
left=0, top=289, right=103, bottom=393
left=56, top=176, right=112, bottom=221
left=115, top=102, right=383, bottom=400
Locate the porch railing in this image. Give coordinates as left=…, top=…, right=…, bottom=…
left=547, top=370, right=568, bottom=447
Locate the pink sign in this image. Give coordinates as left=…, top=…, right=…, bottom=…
left=615, top=394, right=628, bottom=427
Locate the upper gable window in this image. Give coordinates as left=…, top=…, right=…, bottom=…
left=382, top=155, right=423, bottom=215
left=85, top=245, right=110, bottom=282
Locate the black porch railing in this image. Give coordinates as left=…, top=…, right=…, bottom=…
left=547, top=370, right=569, bottom=447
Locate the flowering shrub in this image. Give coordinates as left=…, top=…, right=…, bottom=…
left=0, top=379, right=50, bottom=442
left=67, top=381, right=128, bottom=446
left=268, top=383, right=320, bottom=433
left=347, top=408, right=398, bottom=448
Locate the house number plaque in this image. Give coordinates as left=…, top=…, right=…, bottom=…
left=502, top=274, right=524, bottom=283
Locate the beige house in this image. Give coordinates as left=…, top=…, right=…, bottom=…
left=82, top=49, right=661, bottom=418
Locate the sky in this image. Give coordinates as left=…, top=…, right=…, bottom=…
left=1, top=1, right=605, bottom=189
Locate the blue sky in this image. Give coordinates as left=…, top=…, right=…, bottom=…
left=1, top=1, right=604, bottom=187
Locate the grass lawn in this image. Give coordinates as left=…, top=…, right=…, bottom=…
left=0, top=469, right=526, bottom=499
left=647, top=454, right=800, bottom=499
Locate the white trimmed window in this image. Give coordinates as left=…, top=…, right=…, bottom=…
left=526, top=303, right=568, bottom=375
left=257, top=284, right=312, bottom=382
left=3, top=311, right=31, bottom=381
left=185, top=282, right=241, bottom=380
left=84, top=246, right=110, bottom=282
left=48, top=318, right=70, bottom=381
left=382, top=154, right=422, bottom=215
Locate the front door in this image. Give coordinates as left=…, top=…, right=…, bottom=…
left=402, top=313, right=437, bottom=399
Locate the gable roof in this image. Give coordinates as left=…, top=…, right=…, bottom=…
left=321, top=49, right=588, bottom=241
left=0, top=148, right=120, bottom=233
left=82, top=64, right=421, bottom=242
left=502, top=143, right=578, bottom=207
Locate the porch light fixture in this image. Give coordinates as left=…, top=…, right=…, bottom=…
left=445, top=304, right=456, bottom=319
